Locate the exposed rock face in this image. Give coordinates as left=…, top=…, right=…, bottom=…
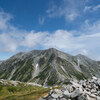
left=0, top=48, right=100, bottom=86
left=0, top=61, right=2, bottom=64
left=40, top=77, right=100, bottom=100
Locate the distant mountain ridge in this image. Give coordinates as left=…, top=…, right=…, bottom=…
left=0, top=48, right=100, bottom=86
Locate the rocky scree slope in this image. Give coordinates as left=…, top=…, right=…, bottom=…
left=0, top=48, right=100, bottom=86
left=40, top=77, right=100, bottom=100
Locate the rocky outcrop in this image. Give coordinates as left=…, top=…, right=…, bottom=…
left=40, top=77, right=100, bottom=100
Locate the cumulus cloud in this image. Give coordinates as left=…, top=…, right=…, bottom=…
left=0, top=33, right=18, bottom=52
left=0, top=10, right=26, bottom=52
left=10, top=28, right=99, bottom=60
left=21, top=31, right=48, bottom=48
left=0, top=9, right=100, bottom=60
left=17, top=29, right=100, bottom=60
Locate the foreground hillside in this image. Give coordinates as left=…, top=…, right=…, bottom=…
left=0, top=48, right=100, bottom=86
left=0, top=79, right=50, bottom=100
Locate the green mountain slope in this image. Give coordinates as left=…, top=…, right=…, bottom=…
left=0, top=48, right=100, bottom=86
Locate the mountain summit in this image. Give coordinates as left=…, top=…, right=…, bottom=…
left=0, top=48, right=100, bottom=86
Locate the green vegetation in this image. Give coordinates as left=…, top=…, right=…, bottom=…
left=56, top=57, right=88, bottom=80
left=0, top=67, right=14, bottom=79
left=0, top=83, right=50, bottom=100
left=35, top=62, right=60, bottom=86
left=48, top=53, right=55, bottom=62
left=39, top=57, right=45, bottom=66
left=11, top=59, right=34, bottom=82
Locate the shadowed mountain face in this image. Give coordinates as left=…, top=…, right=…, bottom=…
left=0, top=48, right=100, bottom=86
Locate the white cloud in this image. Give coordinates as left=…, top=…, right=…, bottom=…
left=39, top=16, right=45, bottom=25
left=0, top=10, right=25, bottom=52
left=81, top=20, right=100, bottom=34
left=19, top=29, right=100, bottom=60
left=65, top=12, right=78, bottom=21
left=80, top=49, right=88, bottom=55
left=0, top=9, right=100, bottom=60
left=46, top=0, right=82, bottom=21
left=43, top=30, right=73, bottom=49
left=0, top=33, right=18, bottom=52
left=0, top=10, right=12, bottom=31
left=84, top=6, right=91, bottom=12
left=93, top=4, right=100, bottom=11
left=84, top=4, right=100, bottom=12
left=21, top=31, right=48, bottom=48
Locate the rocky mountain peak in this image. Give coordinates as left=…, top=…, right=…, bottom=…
left=43, top=48, right=59, bottom=54
left=0, top=48, right=100, bottom=86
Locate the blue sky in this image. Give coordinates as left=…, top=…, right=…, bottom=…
left=0, top=0, right=100, bottom=60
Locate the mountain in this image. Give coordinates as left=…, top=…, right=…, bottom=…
left=0, top=48, right=100, bottom=86
left=0, top=61, right=2, bottom=64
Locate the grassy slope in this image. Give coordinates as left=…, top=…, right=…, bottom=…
left=0, top=83, right=50, bottom=100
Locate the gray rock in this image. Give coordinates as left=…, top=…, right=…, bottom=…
left=86, top=94, right=96, bottom=100
left=53, top=89, right=63, bottom=97
left=41, top=78, right=100, bottom=100
left=63, top=89, right=70, bottom=99
left=51, top=93, right=59, bottom=99
left=77, top=95, right=86, bottom=100
left=97, top=96, right=100, bottom=100
left=70, top=88, right=82, bottom=98
left=97, top=91, right=100, bottom=96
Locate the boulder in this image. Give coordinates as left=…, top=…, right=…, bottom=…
left=92, top=76, right=97, bottom=80
left=77, top=95, right=86, bottom=100
left=97, top=96, right=100, bottom=100
left=51, top=93, right=59, bottom=99
left=70, top=88, right=82, bottom=98
left=63, top=89, right=70, bottom=99
left=53, top=89, right=63, bottom=97
left=97, top=91, right=100, bottom=96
